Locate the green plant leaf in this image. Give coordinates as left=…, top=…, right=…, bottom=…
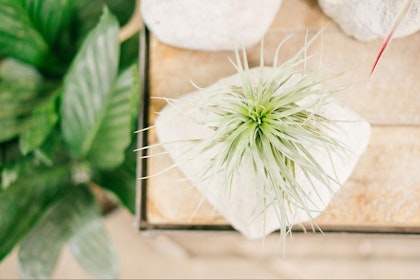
left=61, top=7, right=119, bottom=158
left=0, top=0, right=48, bottom=67
left=0, top=80, right=40, bottom=142
left=120, top=31, right=140, bottom=71
left=0, top=165, right=70, bottom=261
left=62, top=9, right=136, bottom=170
left=0, top=58, right=54, bottom=142
left=19, top=0, right=75, bottom=46
left=34, top=128, right=70, bottom=166
left=17, top=185, right=76, bottom=279
left=19, top=91, right=59, bottom=155
left=75, top=0, right=135, bottom=43
left=18, top=185, right=118, bottom=279
left=1, top=141, right=27, bottom=190
left=128, top=65, right=140, bottom=128
left=0, top=0, right=76, bottom=71
left=94, top=134, right=138, bottom=213
left=0, top=80, right=39, bottom=119
left=0, top=75, right=58, bottom=142
left=0, top=140, right=21, bottom=170
left=0, top=118, right=31, bottom=143
left=19, top=0, right=77, bottom=72
left=69, top=189, right=119, bottom=279
left=0, top=58, right=42, bottom=82
left=87, top=66, right=138, bottom=169
left=1, top=139, right=38, bottom=189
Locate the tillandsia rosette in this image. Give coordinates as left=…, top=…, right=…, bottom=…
left=146, top=31, right=371, bottom=240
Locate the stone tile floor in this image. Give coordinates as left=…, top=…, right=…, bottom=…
left=1, top=208, right=420, bottom=279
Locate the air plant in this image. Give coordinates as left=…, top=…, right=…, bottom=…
left=143, top=30, right=356, bottom=241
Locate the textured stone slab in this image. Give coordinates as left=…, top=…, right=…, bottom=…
left=317, top=126, right=420, bottom=228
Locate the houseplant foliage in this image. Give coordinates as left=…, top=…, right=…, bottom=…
left=0, top=0, right=140, bottom=278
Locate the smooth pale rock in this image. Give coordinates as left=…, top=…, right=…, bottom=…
left=141, top=0, right=282, bottom=51
left=154, top=68, right=371, bottom=239
left=318, top=0, right=420, bottom=41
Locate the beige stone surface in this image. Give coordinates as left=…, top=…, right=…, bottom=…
left=318, top=126, right=420, bottom=228
left=142, top=0, right=420, bottom=232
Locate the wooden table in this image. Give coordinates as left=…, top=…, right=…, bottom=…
left=137, top=0, right=420, bottom=234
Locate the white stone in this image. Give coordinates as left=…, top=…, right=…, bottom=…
left=318, top=0, right=420, bottom=41
left=154, top=68, right=371, bottom=239
left=141, top=0, right=282, bottom=51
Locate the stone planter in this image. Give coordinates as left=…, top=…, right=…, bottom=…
left=141, top=0, right=282, bottom=50
left=318, top=0, right=420, bottom=41
left=154, top=67, right=371, bottom=239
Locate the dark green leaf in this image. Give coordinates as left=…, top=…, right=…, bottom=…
left=1, top=140, right=27, bottom=189
left=0, top=62, right=57, bottom=142
left=0, top=118, right=32, bottom=143
left=18, top=185, right=118, bottom=279
left=128, top=65, right=140, bottom=128
left=0, top=140, right=21, bottom=169
left=34, top=128, right=71, bottom=166
left=0, top=0, right=49, bottom=67
left=61, top=7, right=119, bottom=158
left=119, top=29, right=139, bottom=71
left=0, top=59, right=42, bottom=142
left=0, top=165, right=70, bottom=261
left=94, top=134, right=138, bottom=213
left=19, top=92, right=59, bottom=155
left=87, top=66, right=137, bottom=169
left=0, top=0, right=74, bottom=73
left=19, top=0, right=77, bottom=72
left=0, top=80, right=40, bottom=119
left=75, top=0, right=135, bottom=43
left=0, top=59, right=43, bottom=122
left=19, top=0, right=75, bottom=46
